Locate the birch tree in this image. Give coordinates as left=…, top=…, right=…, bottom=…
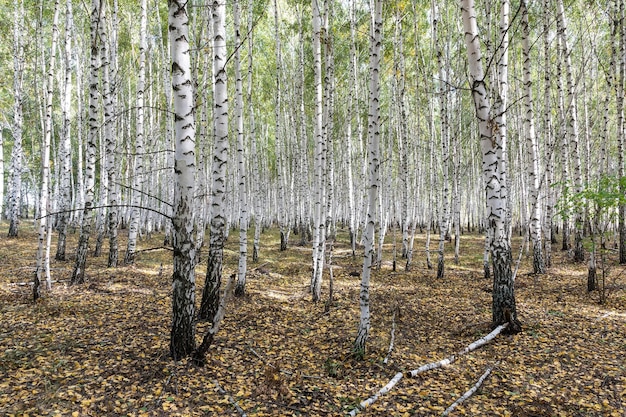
left=199, top=0, right=229, bottom=322
left=234, top=0, right=248, bottom=297
left=8, top=0, right=24, bottom=238
left=100, top=3, right=119, bottom=268
left=310, top=0, right=326, bottom=302
left=71, top=0, right=102, bottom=284
left=461, top=0, right=521, bottom=332
left=433, top=1, right=450, bottom=280
left=55, top=0, right=75, bottom=262
left=169, top=0, right=197, bottom=360
left=34, top=0, right=61, bottom=301
left=125, top=0, right=148, bottom=265
left=556, top=0, right=585, bottom=262
left=521, top=0, right=545, bottom=274
left=354, top=0, right=382, bottom=358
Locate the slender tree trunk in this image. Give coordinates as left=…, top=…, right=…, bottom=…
left=234, top=0, right=248, bottom=297
left=199, top=0, right=229, bottom=323
left=433, top=2, right=449, bottom=280
left=310, top=0, right=326, bottom=302
left=521, top=0, right=545, bottom=274
left=557, top=0, right=585, bottom=262
left=354, top=0, right=382, bottom=359
left=34, top=0, right=60, bottom=301
left=461, top=0, right=521, bottom=333
left=169, top=0, right=197, bottom=360
left=100, top=6, right=119, bottom=268
left=8, top=0, right=24, bottom=238
left=71, top=0, right=101, bottom=285
left=125, top=0, right=147, bottom=265
left=55, top=0, right=74, bottom=262
left=616, top=0, right=626, bottom=264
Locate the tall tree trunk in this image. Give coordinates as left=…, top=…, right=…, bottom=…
left=616, top=0, right=626, bottom=264
left=199, top=0, right=229, bottom=323
left=248, top=0, right=261, bottom=264
left=354, top=0, right=381, bottom=359
left=542, top=0, right=554, bottom=268
left=234, top=0, right=248, bottom=297
left=125, top=0, right=147, bottom=265
left=433, top=2, right=450, bottom=280
left=34, top=0, right=61, bottom=301
left=461, top=0, right=521, bottom=333
left=310, top=0, right=326, bottom=302
left=55, top=0, right=74, bottom=262
left=101, top=4, right=119, bottom=268
left=557, top=0, right=585, bottom=262
left=169, top=0, right=197, bottom=360
left=71, top=0, right=101, bottom=285
left=274, top=0, right=288, bottom=252
left=8, top=0, right=24, bottom=238
left=521, top=0, right=545, bottom=274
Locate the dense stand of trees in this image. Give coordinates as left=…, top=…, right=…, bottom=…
left=0, top=0, right=624, bottom=361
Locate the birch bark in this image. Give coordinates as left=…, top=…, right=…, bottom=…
left=521, top=0, right=545, bottom=274
left=55, top=0, right=74, bottom=262
left=199, top=0, right=229, bottom=323
left=125, top=0, right=148, bottom=265
left=8, top=0, right=24, bottom=238
left=34, top=0, right=60, bottom=301
left=234, top=0, right=248, bottom=297
left=354, top=0, right=382, bottom=358
left=461, top=0, right=521, bottom=332
left=169, top=0, right=197, bottom=360
left=311, top=0, right=326, bottom=302
left=71, top=0, right=101, bottom=284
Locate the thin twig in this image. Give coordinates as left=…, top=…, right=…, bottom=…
left=213, top=379, right=248, bottom=417
left=442, top=362, right=499, bottom=416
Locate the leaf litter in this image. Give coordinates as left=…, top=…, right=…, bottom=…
left=0, top=224, right=624, bottom=416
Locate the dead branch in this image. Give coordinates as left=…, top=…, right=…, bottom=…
left=409, top=323, right=507, bottom=377
left=442, top=362, right=499, bottom=416
left=213, top=379, right=247, bottom=417
left=348, top=372, right=404, bottom=416
left=348, top=324, right=508, bottom=416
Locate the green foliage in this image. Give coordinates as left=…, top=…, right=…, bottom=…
left=555, top=175, right=626, bottom=224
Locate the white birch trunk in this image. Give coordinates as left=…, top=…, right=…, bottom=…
left=199, top=0, right=229, bottom=323
left=55, top=0, right=74, bottom=262
left=35, top=0, right=60, bottom=301
left=8, top=0, right=24, bottom=238
left=234, top=0, right=248, bottom=297
left=71, top=0, right=101, bottom=284
left=125, top=0, right=147, bottom=265
left=461, top=0, right=521, bottom=332
left=99, top=5, right=118, bottom=268
left=433, top=2, right=450, bottom=279
left=169, top=0, right=197, bottom=360
left=310, top=0, right=326, bottom=302
left=557, top=0, right=585, bottom=262
left=248, top=0, right=261, bottom=263
left=354, top=0, right=382, bottom=358
left=521, top=0, right=545, bottom=274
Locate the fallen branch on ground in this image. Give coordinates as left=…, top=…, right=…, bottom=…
left=409, top=323, right=507, bottom=377
left=213, top=379, right=247, bottom=417
left=442, top=362, right=499, bottom=416
left=348, top=323, right=508, bottom=416
left=348, top=372, right=403, bottom=416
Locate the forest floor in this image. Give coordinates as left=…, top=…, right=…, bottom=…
left=0, top=222, right=625, bottom=417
